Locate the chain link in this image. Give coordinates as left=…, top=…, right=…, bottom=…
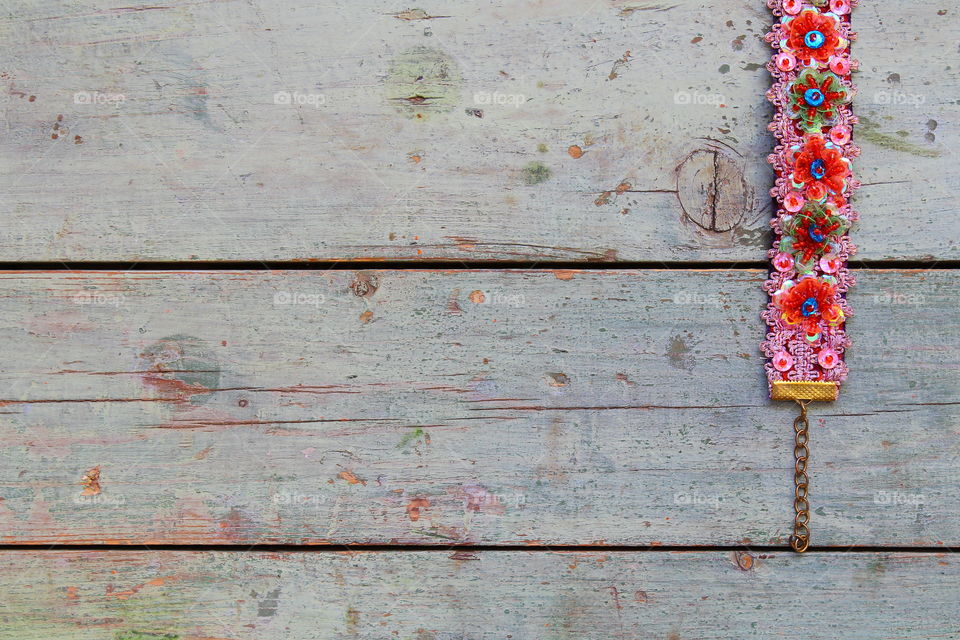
left=790, top=400, right=811, bottom=552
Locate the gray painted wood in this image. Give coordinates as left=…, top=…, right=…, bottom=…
left=0, top=269, right=956, bottom=546
left=853, top=3, right=958, bottom=261
left=1, top=550, right=958, bottom=639
left=0, top=1, right=955, bottom=262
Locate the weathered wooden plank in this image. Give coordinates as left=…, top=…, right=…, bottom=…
left=0, top=1, right=955, bottom=262
left=1, top=550, right=958, bottom=639
left=0, top=269, right=956, bottom=546
left=853, top=3, right=958, bottom=261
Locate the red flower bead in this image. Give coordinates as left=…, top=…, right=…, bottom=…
left=792, top=135, right=850, bottom=197
left=774, top=277, right=844, bottom=335
left=784, top=9, right=843, bottom=65
left=805, top=182, right=828, bottom=202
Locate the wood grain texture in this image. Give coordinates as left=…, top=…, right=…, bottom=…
left=852, top=3, right=958, bottom=261
left=1, top=269, right=956, bottom=546
left=0, top=550, right=958, bottom=639
left=0, top=0, right=955, bottom=262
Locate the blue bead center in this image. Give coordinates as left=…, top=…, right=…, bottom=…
left=804, top=88, right=825, bottom=107
left=801, top=297, right=819, bottom=317
left=805, top=30, right=826, bottom=49
left=810, top=159, right=826, bottom=180
left=809, top=227, right=825, bottom=242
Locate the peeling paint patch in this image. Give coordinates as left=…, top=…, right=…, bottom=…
left=106, top=577, right=170, bottom=600
left=139, top=335, right=220, bottom=400
left=390, top=8, right=450, bottom=20
left=346, top=607, right=361, bottom=634
left=338, top=470, right=366, bottom=485
left=732, top=550, right=755, bottom=571
left=350, top=273, right=379, bottom=297
left=406, top=497, right=430, bottom=521
left=545, top=372, right=569, bottom=387
left=218, top=507, right=252, bottom=541
left=412, top=524, right=464, bottom=540
left=80, top=466, right=101, bottom=496
left=447, top=289, right=463, bottom=314
left=608, top=50, right=632, bottom=80
left=50, top=114, right=69, bottom=141
left=468, top=290, right=486, bottom=304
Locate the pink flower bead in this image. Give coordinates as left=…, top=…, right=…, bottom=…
left=773, top=351, right=794, bottom=372
left=830, top=125, right=851, bottom=146
left=783, top=0, right=803, bottom=15
left=775, top=52, right=797, bottom=73
left=783, top=191, right=805, bottom=212
left=819, top=256, right=842, bottom=273
left=817, top=348, right=839, bottom=369
left=829, top=56, right=852, bottom=76
left=830, top=0, right=851, bottom=15
left=773, top=252, right=795, bottom=272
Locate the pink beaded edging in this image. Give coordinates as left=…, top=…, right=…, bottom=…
left=761, top=0, right=859, bottom=394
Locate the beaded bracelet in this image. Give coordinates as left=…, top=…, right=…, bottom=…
left=761, top=0, right=858, bottom=552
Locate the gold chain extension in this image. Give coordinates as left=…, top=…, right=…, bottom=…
left=790, top=399, right=811, bottom=553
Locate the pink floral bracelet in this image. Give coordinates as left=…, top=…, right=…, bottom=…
left=760, top=0, right=858, bottom=551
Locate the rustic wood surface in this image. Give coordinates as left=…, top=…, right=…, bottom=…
left=0, top=0, right=955, bottom=262
left=1, top=550, right=958, bottom=639
left=2, top=0, right=956, bottom=633
left=1, top=269, right=955, bottom=546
